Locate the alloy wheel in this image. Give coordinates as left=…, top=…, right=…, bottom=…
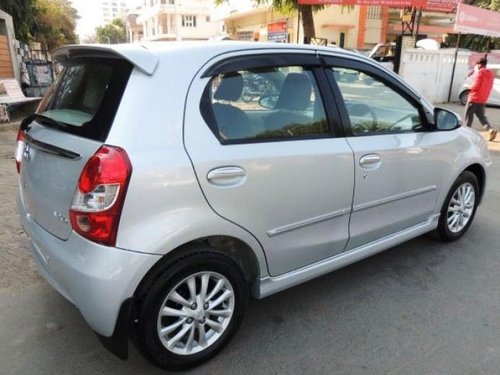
left=156, top=271, right=235, bottom=355
left=446, top=182, right=475, bottom=233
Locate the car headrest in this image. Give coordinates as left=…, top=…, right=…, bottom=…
left=276, top=73, right=312, bottom=111
left=214, top=73, right=243, bottom=102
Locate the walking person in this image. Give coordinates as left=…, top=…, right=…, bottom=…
left=464, top=57, right=497, bottom=141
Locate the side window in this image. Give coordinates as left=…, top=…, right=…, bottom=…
left=332, top=67, right=422, bottom=135
left=205, top=66, right=329, bottom=142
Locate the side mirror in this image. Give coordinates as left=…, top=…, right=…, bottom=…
left=434, top=108, right=461, bottom=130
left=259, top=94, right=278, bottom=109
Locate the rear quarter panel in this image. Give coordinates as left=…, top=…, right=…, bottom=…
left=106, top=52, right=269, bottom=279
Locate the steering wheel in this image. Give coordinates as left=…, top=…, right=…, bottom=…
left=346, top=103, right=378, bottom=133
left=387, top=113, right=416, bottom=131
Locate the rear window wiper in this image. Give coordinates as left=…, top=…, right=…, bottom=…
left=22, top=113, right=70, bottom=131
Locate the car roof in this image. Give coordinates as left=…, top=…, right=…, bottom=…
left=52, top=41, right=431, bottom=108
left=53, top=41, right=365, bottom=76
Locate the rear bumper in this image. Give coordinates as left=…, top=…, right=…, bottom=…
left=18, top=193, right=161, bottom=337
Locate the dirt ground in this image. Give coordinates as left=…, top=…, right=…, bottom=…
left=0, top=128, right=40, bottom=289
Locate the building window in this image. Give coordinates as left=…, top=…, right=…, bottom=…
left=367, top=6, right=381, bottom=20
left=182, top=15, right=197, bottom=27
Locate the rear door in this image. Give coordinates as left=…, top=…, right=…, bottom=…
left=184, top=52, right=355, bottom=276
left=19, top=56, right=132, bottom=240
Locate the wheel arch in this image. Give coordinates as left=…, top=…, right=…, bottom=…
left=459, top=89, right=470, bottom=105
left=133, top=235, right=261, bottom=302
left=464, top=163, right=486, bottom=204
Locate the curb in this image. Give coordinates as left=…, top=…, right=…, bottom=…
left=0, top=122, right=20, bottom=132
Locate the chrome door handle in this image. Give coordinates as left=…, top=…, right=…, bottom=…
left=359, top=154, right=381, bottom=169
left=207, top=166, right=247, bottom=186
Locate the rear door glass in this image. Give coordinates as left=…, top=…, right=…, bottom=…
left=37, top=57, right=132, bottom=141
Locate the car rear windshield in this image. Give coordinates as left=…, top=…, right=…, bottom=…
left=36, top=57, right=133, bottom=141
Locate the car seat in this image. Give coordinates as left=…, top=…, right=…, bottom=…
left=264, top=73, right=312, bottom=131
left=212, top=73, right=251, bottom=140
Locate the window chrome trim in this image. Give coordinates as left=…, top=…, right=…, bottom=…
left=353, top=185, right=437, bottom=212
left=267, top=208, right=351, bottom=237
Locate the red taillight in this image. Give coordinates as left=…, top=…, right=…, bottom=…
left=70, top=145, right=132, bottom=246
left=15, top=128, right=25, bottom=174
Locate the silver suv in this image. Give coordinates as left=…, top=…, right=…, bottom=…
left=17, top=42, right=491, bottom=370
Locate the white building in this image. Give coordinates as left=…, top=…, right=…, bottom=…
left=135, top=0, right=221, bottom=41
left=100, top=0, right=131, bottom=24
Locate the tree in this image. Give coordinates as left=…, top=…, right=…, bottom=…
left=0, top=0, right=78, bottom=48
left=255, top=0, right=320, bottom=40
left=215, top=0, right=322, bottom=39
left=33, top=0, right=79, bottom=49
left=96, top=18, right=127, bottom=44
left=0, top=0, right=37, bottom=43
left=458, top=0, right=500, bottom=52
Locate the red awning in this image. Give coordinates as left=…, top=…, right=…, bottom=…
left=299, top=0, right=427, bottom=6
left=454, top=3, right=500, bottom=38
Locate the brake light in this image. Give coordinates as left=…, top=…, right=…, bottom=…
left=15, top=128, right=25, bottom=173
left=70, top=145, right=132, bottom=246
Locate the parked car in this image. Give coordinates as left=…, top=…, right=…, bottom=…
left=17, top=42, right=491, bottom=370
left=368, top=42, right=396, bottom=70
left=459, top=64, right=500, bottom=105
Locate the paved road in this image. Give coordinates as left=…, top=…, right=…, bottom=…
left=1, top=104, right=500, bottom=375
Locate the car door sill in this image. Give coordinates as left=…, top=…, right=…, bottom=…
left=255, top=214, right=440, bottom=299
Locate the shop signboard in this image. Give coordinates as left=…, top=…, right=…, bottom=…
left=237, top=31, right=254, bottom=41
left=299, top=0, right=427, bottom=6
left=267, top=21, right=288, bottom=42
left=424, top=0, right=458, bottom=12
left=454, top=3, right=500, bottom=38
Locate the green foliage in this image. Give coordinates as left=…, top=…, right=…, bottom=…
left=214, top=0, right=321, bottom=38
left=0, top=0, right=78, bottom=48
left=0, top=0, right=37, bottom=43
left=96, top=19, right=127, bottom=44
left=33, top=0, right=79, bottom=49
left=459, top=0, right=500, bottom=52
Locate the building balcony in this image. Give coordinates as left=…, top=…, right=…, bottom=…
left=137, top=3, right=209, bottom=23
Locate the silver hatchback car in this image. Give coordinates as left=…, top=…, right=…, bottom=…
left=17, top=42, right=491, bottom=370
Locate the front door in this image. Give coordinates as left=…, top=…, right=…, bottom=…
left=324, top=58, right=453, bottom=250
left=184, top=53, right=354, bottom=276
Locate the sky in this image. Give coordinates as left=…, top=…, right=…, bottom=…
left=70, top=0, right=141, bottom=38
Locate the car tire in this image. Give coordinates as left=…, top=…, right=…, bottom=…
left=459, top=90, right=470, bottom=106
left=434, top=171, right=479, bottom=242
left=132, top=247, right=249, bottom=370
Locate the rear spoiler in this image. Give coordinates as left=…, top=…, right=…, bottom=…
left=52, top=44, right=159, bottom=75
